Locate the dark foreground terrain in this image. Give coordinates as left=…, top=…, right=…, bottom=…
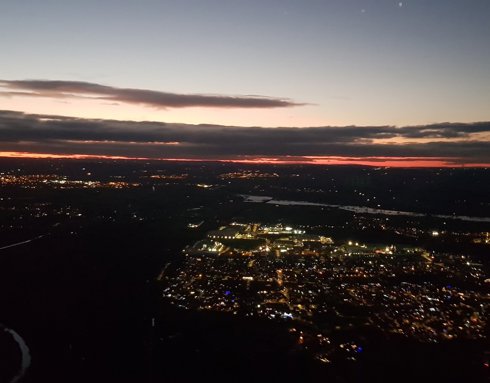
left=0, top=158, right=488, bottom=382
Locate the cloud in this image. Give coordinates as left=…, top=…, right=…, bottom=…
left=0, top=80, right=303, bottom=109
left=0, top=110, right=489, bottom=165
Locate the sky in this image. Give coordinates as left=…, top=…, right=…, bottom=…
left=0, top=0, right=489, bottom=166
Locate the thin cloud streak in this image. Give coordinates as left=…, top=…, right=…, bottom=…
left=0, top=80, right=303, bottom=109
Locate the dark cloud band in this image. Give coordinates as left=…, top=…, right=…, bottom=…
left=0, top=110, right=489, bottom=164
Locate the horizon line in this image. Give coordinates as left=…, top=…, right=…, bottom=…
left=0, top=151, right=488, bottom=169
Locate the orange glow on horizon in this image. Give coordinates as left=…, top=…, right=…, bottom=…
left=0, top=151, right=488, bottom=168
left=0, top=151, right=149, bottom=161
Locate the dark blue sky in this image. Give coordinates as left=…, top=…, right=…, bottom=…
left=1, top=0, right=489, bottom=126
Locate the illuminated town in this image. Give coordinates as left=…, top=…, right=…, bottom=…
left=0, top=173, right=140, bottom=189
left=161, top=222, right=489, bottom=364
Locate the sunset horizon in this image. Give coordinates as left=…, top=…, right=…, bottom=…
left=2, top=1, right=489, bottom=167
